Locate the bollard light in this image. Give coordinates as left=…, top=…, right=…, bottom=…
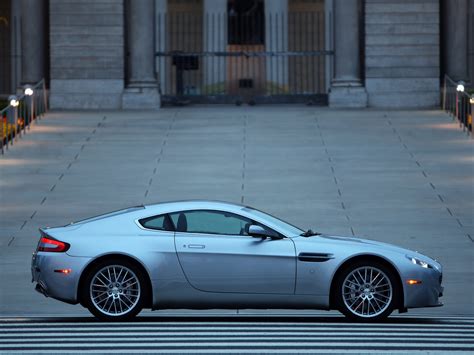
left=8, top=95, right=19, bottom=107
left=24, top=87, right=34, bottom=96
left=456, top=81, right=465, bottom=92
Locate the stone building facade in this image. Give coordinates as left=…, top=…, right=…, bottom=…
left=0, top=0, right=473, bottom=109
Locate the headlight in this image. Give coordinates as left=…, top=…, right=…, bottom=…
left=406, top=255, right=432, bottom=269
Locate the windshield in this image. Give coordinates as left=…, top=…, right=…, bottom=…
left=242, top=207, right=304, bottom=236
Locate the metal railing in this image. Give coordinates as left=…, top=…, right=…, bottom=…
left=442, top=74, right=473, bottom=136
left=155, top=11, right=331, bottom=105
left=1, top=79, right=48, bottom=154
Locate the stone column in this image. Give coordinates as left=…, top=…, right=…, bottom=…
left=328, top=0, right=367, bottom=107
left=265, top=0, right=288, bottom=92
left=443, top=0, right=469, bottom=82
left=122, top=0, right=160, bottom=109
left=155, top=0, right=167, bottom=95
left=20, top=0, right=46, bottom=86
left=203, top=0, right=227, bottom=92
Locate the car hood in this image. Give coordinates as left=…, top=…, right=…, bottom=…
left=296, top=233, right=438, bottom=265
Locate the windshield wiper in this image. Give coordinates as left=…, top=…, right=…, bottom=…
left=301, top=229, right=322, bottom=237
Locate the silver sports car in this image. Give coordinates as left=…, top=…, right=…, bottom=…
left=32, top=200, right=443, bottom=321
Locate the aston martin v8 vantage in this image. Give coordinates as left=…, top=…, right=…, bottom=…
left=32, top=200, right=443, bottom=321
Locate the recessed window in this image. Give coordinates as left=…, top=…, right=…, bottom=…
left=139, top=214, right=175, bottom=231
left=228, top=0, right=265, bottom=45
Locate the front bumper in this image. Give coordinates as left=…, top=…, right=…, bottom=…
left=403, top=266, right=444, bottom=309
left=31, top=251, right=91, bottom=304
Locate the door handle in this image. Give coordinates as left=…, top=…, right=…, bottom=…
left=187, top=244, right=205, bottom=249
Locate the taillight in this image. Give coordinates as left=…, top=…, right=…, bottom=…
left=38, top=237, right=70, bottom=253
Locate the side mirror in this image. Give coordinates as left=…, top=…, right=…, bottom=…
left=248, top=225, right=283, bottom=239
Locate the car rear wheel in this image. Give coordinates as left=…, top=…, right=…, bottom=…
left=82, top=259, right=146, bottom=321
left=335, top=261, right=399, bottom=321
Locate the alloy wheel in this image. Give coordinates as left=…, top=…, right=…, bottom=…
left=89, top=265, right=141, bottom=317
left=341, top=266, right=393, bottom=318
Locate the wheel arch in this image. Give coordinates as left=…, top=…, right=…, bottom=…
left=77, top=253, right=153, bottom=309
left=328, top=254, right=405, bottom=311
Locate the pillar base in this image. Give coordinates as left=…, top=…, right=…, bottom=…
left=122, top=86, right=161, bottom=109
left=329, top=85, right=368, bottom=108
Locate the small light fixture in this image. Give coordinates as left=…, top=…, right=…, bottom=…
left=456, top=81, right=465, bottom=92
left=8, top=95, right=19, bottom=107
left=24, top=87, right=34, bottom=96
left=406, top=279, right=422, bottom=285
left=470, top=95, right=474, bottom=104
left=54, top=268, right=72, bottom=275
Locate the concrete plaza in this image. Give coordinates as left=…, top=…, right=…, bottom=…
left=0, top=106, right=472, bottom=317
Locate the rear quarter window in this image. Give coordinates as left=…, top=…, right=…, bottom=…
left=139, top=214, right=174, bottom=231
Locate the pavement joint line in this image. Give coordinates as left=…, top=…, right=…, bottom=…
left=467, top=234, right=474, bottom=242
left=387, top=123, right=469, bottom=232
left=241, top=115, right=247, bottom=206
left=145, top=115, right=176, bottom=201
left=50, top=184, right=56, bottom=192
left=40, top=197, right=47, bottom=205
left=30, top=211, right=36, bottom=219
left=446, top=207, right=453, bottom=216
left=20, top=220, right=27, bottom=230
left=7, top=236, right=15, bottom=247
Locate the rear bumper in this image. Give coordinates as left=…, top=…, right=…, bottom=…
left=31, top=251, right=91, bottom=305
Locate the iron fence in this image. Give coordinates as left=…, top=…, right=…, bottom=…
left=1, top=78, right=48, bottom=154
left=442, top=75, right=473, bottom=136
left=155, top=11, right=331, bottom=105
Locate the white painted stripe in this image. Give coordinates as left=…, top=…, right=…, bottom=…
left=1, top=325, right=473, bottom=332
left=0, top=342, right=473, bottom=349
left=1, top=336, right=472, bottom=343
left=1, top=331, right=472, bottom=338
left=0, top=350, right=462, bottom=354
left=9, top=321, right=466, bottom=327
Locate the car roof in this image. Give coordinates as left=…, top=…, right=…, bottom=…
left=143, top=200, right=247, bottom=214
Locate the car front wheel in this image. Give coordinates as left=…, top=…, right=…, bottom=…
left=335, top=261, right=399, bottom=321
left=82, top=259, right=146, bottom=321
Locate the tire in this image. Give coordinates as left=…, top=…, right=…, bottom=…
left=82, top=259, right=147, bottom=321
left=335, top=261, right=400, bottom=321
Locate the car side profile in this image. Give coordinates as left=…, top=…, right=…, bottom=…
left=31, top=200, right=443, bottom=321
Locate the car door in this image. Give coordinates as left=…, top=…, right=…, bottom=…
left=172, top=210, right=296, bottom=294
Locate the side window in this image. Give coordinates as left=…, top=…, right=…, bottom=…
left=139, top=214, right=174, bottom=231
left=169, top=210, right=252, bottom=236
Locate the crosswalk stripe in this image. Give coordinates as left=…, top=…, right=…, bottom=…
left=0, top=317, right=472, bottom=353
left=1, top=331, right=473, bottom=337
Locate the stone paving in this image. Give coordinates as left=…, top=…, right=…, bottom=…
left=0, top=106, right=472, bottom=316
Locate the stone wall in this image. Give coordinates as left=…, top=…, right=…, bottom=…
left=365, top=0, right=440, bottom=108
left=49, top=0, right=124, bottom=109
